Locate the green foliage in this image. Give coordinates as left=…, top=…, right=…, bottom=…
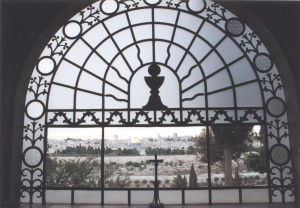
left=189, top=164, right=198, bottom=188
left=186, top=146, right=197, bottom=154
left=53, top=146, right=101, bottom=156
left=171, top=149, right=185, bottom=155
left=233, top=169, right=242, bottom=186
left=178, top=160, right=183, bottom=166
left=125, top=161, right=141, bottom=167
left=103, top=162, right=131, bottom=188
left=244, top=146, right=266, bottom=174
left=105, top=176, right=131, bottom=188
left=117, top=148, right=140, bottom=156
left=195, top=126, right=254, bottom=166
left=145, top=147, right=186, bottom=155
left=195, top=125, right=254, bottom=186
left=134, top=180, right=141, bottom=188
left=194, top=129, right=221, bottom=165
left=46, top=157, right=131, bottom=188
left=244, top=128, right=267, bottom=174
left=172, top=174, right=187, bottom=188
left=52, top=146, right=140, bottom=157
left=211, top=125, right=253, bottom=146
left=46, top=157, right=99, bottom=187
left=145, top=147, right=171, bottom=155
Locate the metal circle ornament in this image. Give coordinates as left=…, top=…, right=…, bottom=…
left=266, top=97, right=286, bottom=117
left=63, top=20, right=82, bottom=39
left=144, top=0, right=162, bottom=6
left=23, top=147, right=43, bottom=168
left=37, top=56, right=56, bottom=76
left=270, top=144, right=290, bottom=166
left=225, top=18, right=245, bottom=37
left=25, top=100, right=45, bottom=120
left=186, top=0, right=206, bottom=14
left=100, top=0, right=119, bottom=15
left=253, top=53, right=273, bottom=73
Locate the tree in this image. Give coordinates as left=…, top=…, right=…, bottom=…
left=244, top=127, right=267, bottom=174
left=244, top=147, right=266, bottom=173
left=189, top=164, right=198, bottom=188
left=106, top=176, right=131, bottom=188
left=172, top=174, right=187, bottom=188
left=103, top=162, right=131, bottom=188
left=46, top=157, right=99, bottom=187
left=210, top=125, right=253, bottom=186
left=195, top=125, right=253, bottom=186
left=46, top=156, right=132, bottom=188
left=186, top=146, right=196, bottom=154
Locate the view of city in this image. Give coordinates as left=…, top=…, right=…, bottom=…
left=46, top=126, right=267, bottom=188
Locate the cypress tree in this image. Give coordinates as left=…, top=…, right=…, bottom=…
left=189, top=163, right=198, bottom=188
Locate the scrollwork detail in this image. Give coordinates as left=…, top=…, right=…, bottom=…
left=267, top=118, right=288, bottom=143
left=166, top=0, right=185, bottom=8
left=27, top=76, right=49, bottom=100
left=240, top=33, right=262, bottom=54
left=206, top=2, right=227, bottom=24
left=120, top=0, right=141, bottom=9
left=47, top=36, right=69, bottom=57
left=262, top=73, right=283, bottom=97
left=24, top=121, right=45, bottom=146
left=79, top=5, right=101, bottom=26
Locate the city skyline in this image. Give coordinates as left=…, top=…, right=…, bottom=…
left=47, top=126, right=205, bottom=140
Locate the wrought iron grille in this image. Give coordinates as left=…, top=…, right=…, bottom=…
left=21, top=0, right=294, bottom=204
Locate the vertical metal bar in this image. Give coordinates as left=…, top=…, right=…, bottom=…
left=42, top=187, right=46, bottom=204
left=71, top=189, right=74, bottom=205
left=239, top=188, right=242, bottom=204
left=101, top=127, right=105, bottom=205
left=151, top=7, right=156, bottom=63
left=42, top=115, right=48, bottom=204
left=264, top=124, right=272, bottom=203
left=206, top=126, right=212, bottom=204
left=128, top=189, right=131, bottom=205
left=182, top=189, right=185, bottom=205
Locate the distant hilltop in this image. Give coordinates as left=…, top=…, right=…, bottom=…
left=48, top=134, right=195, bottom=155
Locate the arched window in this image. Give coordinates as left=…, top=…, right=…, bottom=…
left=21, top=0, right=294, bottom=204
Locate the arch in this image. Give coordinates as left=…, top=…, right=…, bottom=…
left=17, top=0, right=297, bottom=204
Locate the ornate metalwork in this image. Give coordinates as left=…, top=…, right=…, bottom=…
left=21, top=0, right=294, bottom=204
left=47, top=108, right=264, bottom=127
left=21, top=121, right=45, bottom=203
left=143, top=63, right=168, bottom=110
left=148, top=154, right=164, bottom=208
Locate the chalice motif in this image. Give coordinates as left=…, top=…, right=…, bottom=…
left=142, top=63, right=168, bottom=110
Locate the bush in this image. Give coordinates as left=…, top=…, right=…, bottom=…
left=172, top=174, right=187, bottom=188
left=46, top=157, right=99, bottom=188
